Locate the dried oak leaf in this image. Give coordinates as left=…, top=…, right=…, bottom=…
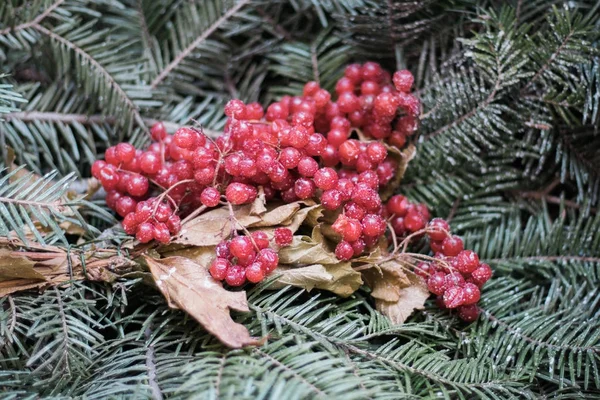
left=144, top=255, right=259, bottom=348
left=273, top=262, right=362, bottom=297
left=361, top=256, right=429, bottom=324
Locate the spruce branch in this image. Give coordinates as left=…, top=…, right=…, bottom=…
left=0, top=0, right=64, bottom=35
left=150, top=0, right=252, bottom=88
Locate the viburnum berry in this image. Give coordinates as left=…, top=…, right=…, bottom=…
left=427, top=218, right=450, bottom=241
left=226, top=182, right=256, bottom=205
left=313, top=167, right=338, bottom=190
left=444, top=272, right=465, bottom=288
left=274, top=228, right=293, bottom=246
left=392, top=70, right=414, bottom=92
left=442, top=235, right=464, bottom=257
left=251, top=231, right=270, bottom=250
left=457, top=304, right=479, bottom=322
left=245, top=262, right=265, bottom=283
left=174, top=127, right=198, bottom=149
left=256, top=248, right=279, bottom=273
left=443, top=286, right=465, bottom=309
left=154, top=202, right=172, bottom=222
left=209, top=258, right=230, bottom=280
left=335, top=241, right=354, bottom=261
left=455, top=250, right=480, bottom=274
left=427, top=272, right=447, bottom=295
left=201, top=187, right=221, bottom=207
left=116, top=196, right=136, bottom=217
left=136, top=222, right=154, bottom=243
left=229, top=236, right=255, bottom=263
left=294, top=178, right=316, bottom=199
left=224, top=99, right=247, bottom=119
left=166, top=214, right=181, bottom=234
left=122, top=213, right=138, bottom=235
left=225, top=265, right=246, bottom=286
left=462, top=283, right=481, bottom=305
left=153, top=222, right=171, bottom=243
left=321, top=189, right=343, bottom=210
left=471, top=263, right=492, bottom=287
left=297, top=157, right=319, bottom=178
left=151, top=122, right=167, bottom=141
left=404, top=209, right=426, bottom=232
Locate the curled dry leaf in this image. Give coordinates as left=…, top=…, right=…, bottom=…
left=380, top=144, right=416, bottom=201
left=277, top=227, right=338, bottom=265
left=361, top=256, right=429, bottom=324
left=144, top=255, right=260, bottom=348
left=273, top=262, right=362, bottom=297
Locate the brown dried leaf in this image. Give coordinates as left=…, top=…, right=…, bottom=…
left=380, top=144, right=416, bottom=201
left=250, top=186, right=267, bottom=216
left=273, top=262, right=362, bottom=297
left=277, top=227, right=338, bottom=265
left=144, top=255, right=259, bottom=348
left=361, top=259, right=411, bottom=302
left=376, top=281, right=429, bottom=324
left=0, top=249, right=47, bottom=281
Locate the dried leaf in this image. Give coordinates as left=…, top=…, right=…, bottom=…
left=250, top=186, right=267, bottom=216
left=144, top=255, right=259, bottom=348
left=161, top=245, right=215, bottom=267
left=376, top=282, right=429, bottom=324
left=273, top=262, right=362, bottom=297
left=0, top=249, right=47, bottom=281
left=380, top=144, right=416, bottom=201
left=278, top=227, right=338, bottom=265
left=361, top=259, right=411, bottom=302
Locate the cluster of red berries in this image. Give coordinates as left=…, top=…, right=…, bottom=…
left=209, top=231, right=283, bottom=286
left=409, top=218, right=493, bottom=321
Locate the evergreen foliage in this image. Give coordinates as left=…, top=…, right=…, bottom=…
left=0, top=0, right=599, bottom=398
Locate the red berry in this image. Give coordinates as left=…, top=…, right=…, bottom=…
left=251, top=231, right=270, bottom=250
left=127, top=175, right=149, bottom=197
left=246, top=102, right=264, bottom=120
left=386, top=195, right=411, bottom=217
left=335, top=241, right=354, bottom=261
left=105, top=190, right=121, bottom=210
left=245, top=262, right=265, bottom=283
left=174, top=127, right=198, bottom=149
left=313, top=168, right=339, bottom=190
left=105, top=146, right=119, bottom=165
left=229, top=236, right=255, bottom=263
left=194, top=166, right=216, bottom=185
left=350, top=239, right=366, bottom=256
left=140, top=152, right=161, bottom=174
left=392, top=70, right=414, bottom=92
left=389, top=131, right=407, bottom=148
left=256, top=248, right=279, bottom=273
left=98, top=165, right=119, bottom=190
left=344, top=63, right=363, bottom=83
left=361, top=62, right=383, bottom=81
left=430, top=240, right=444, bottom=254
left=471, top=263, right=492, bottom=287
left=455, top=250, right=480, bottom=274
left=443, top=286, right=465, bottom=309
left=297, top=157, right=319, bottom=178
left=153, top=222, right=171, bottom=243
left=122, top=212, right=138, bottom=235
left=151, top=122, right=167, bottom=141
left=366, top=142, right=387, bottom=164
left=209, top=258, right=231, bottom=280
left=391, top=216, right=406, bottom=236
left=335, top=77, right=355, bottom=94
left=226, top=182, right=255, bottom=205
left=166, top=214, right=181, bottom=234
left=224, top=99, right=247, bottom=119
left=201, top=187, right=221, bottom=207
left=458, top=304, right=480, bottom=322
left=344, top=202, right=366, bottom=220
left=225, top=265, right=246, bottom=286
left=338, top=140, right=361, bottom=165
left=427, top=218, right=450, bottom=241
left=321, top=189, right=343, bottom=210
left=305, top=133, right=327, bottom=156
left=116, top=196, right=136, bottom=217
left=462, top=283, right=481, bottom=305
left=216, top=241, right=232, bottom=259
left=303, top=81, right=320, bottom=96
left=444, top=272, right=465, bottom=288
left=274, top=228, right=293, bottom=246
left=155, top=202, right=172, bottom=222
left=116, top=143, right=136, bottom=164
left=91, top=160, right=106, bottom=178
left=136, top=222, right=154, bottom=243
left=404, top=209, right=426, bottom=232
left=427, top=272, right=447, bottom=295
left=135, top=201, right=152, bottom=223
left=442, top=235, right=464, bottom=257
left=361, top=214, right=386, bottom=237
left=414, top=262, right=432, bottom=279
left=294, top=178, right=316, bottom=199
left=280, top=147, right=302, bottom=169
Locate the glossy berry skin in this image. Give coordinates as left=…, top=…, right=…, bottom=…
left=294, top=178, right=316, bottom=199
left=471, top=263, right=493, bottom=287
left=229, top=236, right=255, bottom=264
left=455, top=250, right=480, bottom=273
left=116, top=143, right=136, bottom=163
left=457, top=304, right=480, bottom=322
left=462, top=283, right=481, bottom=305
left=127, top=175, right=149, bottom=197
left=404, top=209, right=426, bottom=232
left=274, top=228, right=293, bottom=246
left=443, top=286, right=465, bottom=309
left=251, top=231, right=270, bottom=250
left=153, top=222, right=171, bottom=243
left=245, top=262, right=265, bottom=283
left=414, top=262, right=433, bottom=279
left=256, top=248, right=279, bottom=273
left=441, top=235, right=464, bottom=257
left=140, top=152, right=161, bottom=174
left=386, top=195, right=411, bottom=217
left=313, top=168, right=339, bottom=190
left=136, top=222, right=154, bottom=243
left=335, top=241, right=354, bottom=261
left=321, top=190, right=343, bottom=210
left=174, top=127, right=198, bottom=149
left=361, top=214, right=385, bottom=237
left=201, top=187, right=221, bottom=207
left=392, top=70, right=414, bottom=92
left=116, top=196, right=136, bottom=217
left=427, top=272, right=447, bottom=295
left=226, top=183, right=255, bottom=205
left=427, top=218, right=450, bottom=241
left=225, top=265, right=246, bottom=286
left=444, top=272, right=465, bottom=288
left=166, top=214, right=181, bottom=234
left=151, top=122, right=167, bottom=141
left=122, top=213, right=138, bottom=235
left=209, top=258, right=230, bottom=280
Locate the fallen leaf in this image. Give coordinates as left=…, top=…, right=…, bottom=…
left=273, top=262, right=362, bottom=297
left=160, top=245, right=215, bottom=268
left=144, top=255, right=259, bottom=348
left=361, top=259, right=411, bottom=302
left=277, top=227, right=338, bottom=265
left=250, top=186, right=267, bottom=216
left=380, top=144, right=416, bottom=201
left=0, top=249, right=47, bottom=281
left=375, top=281, right=430, bottom=324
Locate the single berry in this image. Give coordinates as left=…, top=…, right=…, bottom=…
left=151, top=122, right=167, bottom=141
left=414, top=262, right=433, bottom=279
left=225, top=265, right=246, bottom=286
left=321, top=189, right=343, bottom=210
left=427, top=272, right=447, bottom=295
left=361, top=214, right=385, bottom=237
left=443, top=286, right=465, bottom=309
left=229, top=236, right=255, bottom=264
left=251, top=231, right=270, bottom=250
left=122, top=212, right=138, bottom=235
left=392, top=70, right=414, bottom=92
left=297, top=157, right=319, bottom=178
left=91, top=160, right=106, bottom=179
left=116, top=143, right=136, bottom=164
left=201, top=187, right=221, bottom=207
left=457, top=304, right=480, bottom=322
left=245, top=262, right=265, bottom=283
left=224, top=99, right=247, bottom=119
left=153, top=222, right=171, bottom=243
left=442, top=235, right=464, bottom=257
left=427, top=218, right=450, bottom=241
left=174, top=127, right=198, bottom=149
left=404, top=209, right=426, bottom=232
left=455, top=250, right=480, bottom=274
left=444, top=272, right=465, bottom=288
left=462, top=283, right=481, bottom=305
left=366, top=142, right=388, bottom=164
left=471, top=263, right=492, bottom=287
left=256, top=248, right=279, bottom=273
left=313, top=168, right=339, bottom=190
left=226, top=182, right=255, bottom=205
left=386, top=195, right=411, bottom=217
left=155, top=202, right=172, bottom=222
left=274, top=228, right=293, bottom=246
left=116, top=196, right=136, bottom=217
left=140, top=152, right=161, bottom=174
left=127, top=175, right=149, bottom=197
left=209, top=258, right=231, bottom=280
left=136, top=222, right=154, bottom=243
left=216, top=241, right=232, bottom=259
left=335, top=241, right=354, bottom=261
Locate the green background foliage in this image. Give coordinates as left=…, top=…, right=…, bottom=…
left=0, top=0, right=599, bottom=398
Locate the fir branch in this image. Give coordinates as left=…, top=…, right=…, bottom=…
left=150, top=0, right=252, bottom=88
left=0, top=0, right=64, bottom=35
